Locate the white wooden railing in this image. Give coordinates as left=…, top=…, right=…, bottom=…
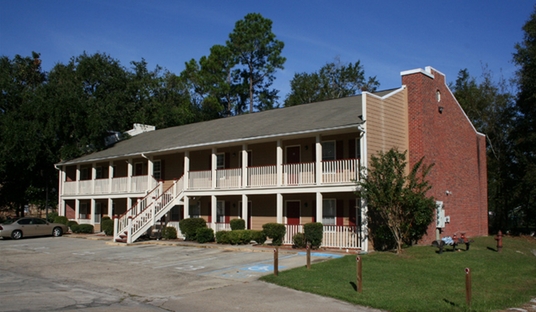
left=248, top=165, right=277, bottom=187
left=214, top=222, right=231, bottom=232
left=283, top=224, right=361, bottom=249
left=322, top=159, right=359, bottom=184
left=63, top=159, right=360, bottom=196
left=283, top=162, right=315, bottom=186
left=189, top=170, right=211, bottom=190
left=216, top=168, right=242, bottom=189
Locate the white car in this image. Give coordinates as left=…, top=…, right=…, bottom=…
left=0, top=217, right=68, bottom=239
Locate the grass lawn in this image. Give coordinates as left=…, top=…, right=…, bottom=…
left=261, top=235, right=536, bottom=312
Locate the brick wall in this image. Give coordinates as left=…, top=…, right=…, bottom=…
left=402, top=67, right=488, bottom=244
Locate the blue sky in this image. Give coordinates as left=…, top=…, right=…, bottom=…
left=1, top=1, right=533, bottom=101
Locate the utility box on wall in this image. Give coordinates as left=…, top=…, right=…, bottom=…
left=436, top=201, right=445, bottom=228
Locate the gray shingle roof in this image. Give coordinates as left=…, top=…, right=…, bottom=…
left=59, top=95, right=364, bottom=165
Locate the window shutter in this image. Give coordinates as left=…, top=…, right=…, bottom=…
left=337, top=199, right=344, bottom=226
left=225, top=201, right=231, bottom=223
left=349, top=139, right=356, bottom=159
left=336, top=141, right=344, bottom=160
left=349, top=199, right=356, bottom=226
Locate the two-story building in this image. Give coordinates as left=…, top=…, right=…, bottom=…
left=55, top=66, right=488, bottom=251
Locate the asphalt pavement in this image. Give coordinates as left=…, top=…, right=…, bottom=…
left=0, top=234, right=381, bottom=312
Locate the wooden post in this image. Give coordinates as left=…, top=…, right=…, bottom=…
left=306, top=243, right=311, bottom=270
left=465, top=268, right=472, bottom=308
left=274, top=247, right=279, bottom=276
left=356, top=255, right=362, bottom=293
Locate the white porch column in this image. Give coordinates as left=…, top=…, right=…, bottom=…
left=360, top=198, right=368, bottom=252
left=211, top=195, right=217, bottom=229
left=147, top=156, right=154, bottom=188
left=108, top=198, right=113, bottom=217
left=183, top=196, right=190, bottom=219
left=91, top=163, right=97, bottom=193
left=59, top=166, right=65, bottom=197
left=241, top=144, right=248, bottom=188
left=90, top=199, right=96, bottom=225
left=211, top=148, right=217, bottom=189
left=76, top=165, right=81, bottom=194
left=315, top=135, right=322, bottom=185
left=276, top=193, right=283, bottom=224
left=316, top=192, right=323, bottom=223
left=242, top=194, right=248, bottom=228
left=127, top=159, right=133, bottom=193
left=75, top=199, right=80, bottom=222
left=184, top=151, right=190, bottom=190
left=108, top=161, right=113, bottom=193
left=276, top=140, right=283, bottom=187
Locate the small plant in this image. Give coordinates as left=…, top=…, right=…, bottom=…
left=72, top=224, right=94, bottom=234
left=230, top=218, right=246, bottom=230
left=70, top=223, right=79, bottom=233
left=251, top=230, right=267, bottom=245
left=304, top=222, right=323, bottom=249
left=216, top=230, right=230, bottom=244
left=228, top=230, right=253, bottom=244
left=67, top=220, right=78, bottom=229
left=53, top=216, right=68, bottom=225
left=196, top=228, right=214, bottom=243
left=262, top=223, right=286, bottom=246
left=101, top=219, right=114, bottom=235
left=162, top=226, right=177, bottom=240
left=179, top=218, right=207, bottom=241
left=293, top=232, right=307, bottom=248
left=101, top=216, right=111, bottom=222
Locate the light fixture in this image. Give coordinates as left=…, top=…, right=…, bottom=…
left=438, top=106, right=444, bottom=114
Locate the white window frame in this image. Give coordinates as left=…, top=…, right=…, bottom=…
left=216, top=153, right=225, bottom=170
left=189, top=203, right=200, bottom=219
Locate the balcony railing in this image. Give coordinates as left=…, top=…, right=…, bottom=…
left=62, top=159, right=360, bottom=195
left=283, top=224, right=361, bottom=249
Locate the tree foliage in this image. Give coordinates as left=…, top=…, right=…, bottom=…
left=284, top=58, right=379, bottom=107
left=512, top=6, right=536, bottom=228
left=357, top=149, right=435, bottom=254
left=227, top=13, right=286, bottom=113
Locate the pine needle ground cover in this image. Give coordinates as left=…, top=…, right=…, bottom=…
left=261, top=236, right=536, bottom=311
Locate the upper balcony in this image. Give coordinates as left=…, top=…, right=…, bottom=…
left=61, top=158, right=360, bottom=196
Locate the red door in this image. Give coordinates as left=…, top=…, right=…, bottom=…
left=286, top=146, right=300, bottom=185
left=286, top=201, right=300, bottom=225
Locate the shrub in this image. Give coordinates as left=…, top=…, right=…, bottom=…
left=304, top=222, right=323, bottom=249
left=196, top=228, right=214, bottom=243
left=70, top=223, right=79, bottom=233
left=179, top=218, right=207, bottom=241
left=227, top=230, right=252, bottom=244
left=162, top=226, right=177, bottom=240
left=216, top=230, right=230, bottom=244
left=251, top=230, right=267, bottom=245
left=101, top=219, right=114, bottom=236
left=47, top=212, right=58, bottom=223
left=67, top=220, right=78, bottom=229
left=53, top=216, right=68, bottom=225
left=101, top=216, right=111, bottom=222
left=262, top=223, right=286, bottom=246
left=293, top=232, right=307, bottom=248
left=230, top=218, right=245, bottom=231
left=72, top=224, right=94, bottom=234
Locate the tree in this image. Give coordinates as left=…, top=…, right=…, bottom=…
left=226, top=13, right=286, bottom=113
left=357, top=149, right=435, bottom=254
left=512, top=6, right=536, bottom=229
left=0, top=52, right=50, bottom=217
left=451, top=67, right=517, bottom=232
left=284, top=59, right=379, bottom=107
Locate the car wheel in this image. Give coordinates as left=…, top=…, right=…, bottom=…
left=11, top=230, right=22, bottom=240
left=52, top=227, right=63, bottom=237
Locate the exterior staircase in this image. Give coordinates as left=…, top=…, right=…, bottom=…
left=113, top=176, right=185, bottom=244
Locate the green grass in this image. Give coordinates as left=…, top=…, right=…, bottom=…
left=261, top=236, right=536, bottom=312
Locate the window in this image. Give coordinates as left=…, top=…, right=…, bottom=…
left=79, top=203, right=89, bottom=219
left=322, top=141, right=336, bottom=161
left=134, top=163, right=143, bottom=176
left=216, top=201, right=225, bottom=223
left=189, top=204, right=200, bottom=219
left=80, top=168, right=89, bottom=180
left=356, top=138, right=361, bottom=158
left=153, top=160, right=161, bottom=180
left=216, top=153, right=225, bottom=169
left=96, top=167, right=103, bottom=179
left=170, top=206, right=181, bottom=221
left=322, top=199, right=336, bottom=225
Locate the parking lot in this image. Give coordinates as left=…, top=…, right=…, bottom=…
left=0, top=236, right=377, bottom=312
